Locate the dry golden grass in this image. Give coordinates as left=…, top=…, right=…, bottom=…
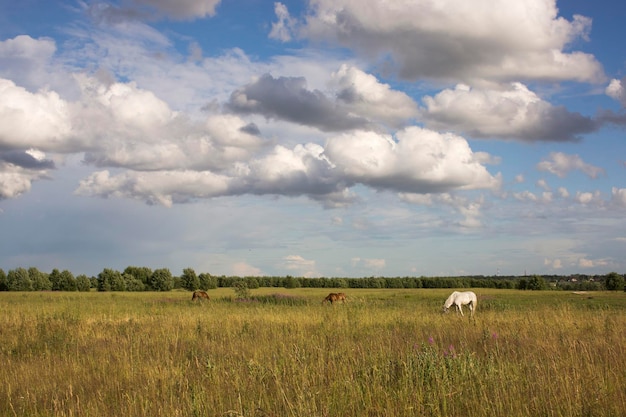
left=1, top=288, right=625, bottom=416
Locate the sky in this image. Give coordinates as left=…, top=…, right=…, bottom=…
left=0, top=0, right=625, bottom=279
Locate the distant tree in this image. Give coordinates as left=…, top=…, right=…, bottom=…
left=284, top=275, right=300, bottom=289
left=331, top=278, right=348, bottom=288
left=29, top=267, right=52, bottom=291
left=257, top=276, right=273, bottom=287
left=497, top=280, right=516, bottom=289
left=180, top=268, right=200, bottom=291
left=123, top=273, right=145, bottom=291
left=198, top=273, right=217, bottom=290
left=257, top=276, right=282, bottom=287
left=58, top=270, right=77, bottom=291
left=218, top=276, right=238, bottom=288
left=172, top=276, right=183, bottom=289
left=49, top=269, right=63, bottom=291
left=76, top=275, right=91, bottom=292
left=149, top=268, right=173, bottom=291
left=123, top=266, right=153, bottom=287
left=7, top=268, right=33, bottom=291
left=604, top=272, right=625, bottom=291
left=0, top=269, right=7, bottom=291
left=245, top=277, right=260, bottom=289
left=581, top=281, right=602, bottom=291
left=97, top=268, right=121, bottom=291
left=110, top=271, right=126, bottom=291
left=526, top=275, right=548, bottom=291
left=385, top=278, right=404, bottom=288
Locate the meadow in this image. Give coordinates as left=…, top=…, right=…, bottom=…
left=1, top=288, right=625, bottom=417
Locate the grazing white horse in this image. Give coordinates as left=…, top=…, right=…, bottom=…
left=443, top=291, right=477, bottom=317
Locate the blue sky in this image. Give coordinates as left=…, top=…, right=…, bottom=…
left=1, top=0, right=625, bottom=278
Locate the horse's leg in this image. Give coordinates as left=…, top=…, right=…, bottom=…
left=468, top=303, right=474, bottom=318
left=457, top=304, right=464, bottom=316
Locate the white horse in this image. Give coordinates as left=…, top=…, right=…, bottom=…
left=443, top=291, right=477, bottom=317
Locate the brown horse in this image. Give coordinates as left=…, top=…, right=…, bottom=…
left=192, top=290, right=210, bottom=301
left=322, top=292, right=347, bottom=304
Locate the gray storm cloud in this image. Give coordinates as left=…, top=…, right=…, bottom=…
left=227, top=68, right=419, bottom=132
left=0, top=150, right=55, bottom=170
left=227, top=73, right=373, bottom=132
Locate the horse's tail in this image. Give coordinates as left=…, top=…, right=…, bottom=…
left=470, top=293, right=478, bottom=318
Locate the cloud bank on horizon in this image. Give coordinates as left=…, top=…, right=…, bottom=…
left=0, top=0, right=625, bottom=277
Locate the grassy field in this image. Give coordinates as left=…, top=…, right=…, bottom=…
left=1, top=288, right=625, bottom=416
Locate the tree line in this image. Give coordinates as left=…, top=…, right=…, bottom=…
left=0, top=266, right=624, bottom=292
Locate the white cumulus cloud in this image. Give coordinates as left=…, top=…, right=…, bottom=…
left=331, top=64, right=418, bottom=127
left=324, top=127, right=501, bottom=194
left=573, top=190, right=602, bottom=206
left=0, top=79, right=73, bottom=152
left=420, top=83, right=598, bottom=142
left=606, top=77, right=626, bottom=106
left=0, top=162, right=48, bottom=200
left=302, top=0, right=604, bottom=83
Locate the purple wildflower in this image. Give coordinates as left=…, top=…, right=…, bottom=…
left=444, top=344, right=457, bottom=359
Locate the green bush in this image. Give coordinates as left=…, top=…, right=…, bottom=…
left=233, top=280, right=251, bottom=299
left=605, top=272, right=625, bottom=291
